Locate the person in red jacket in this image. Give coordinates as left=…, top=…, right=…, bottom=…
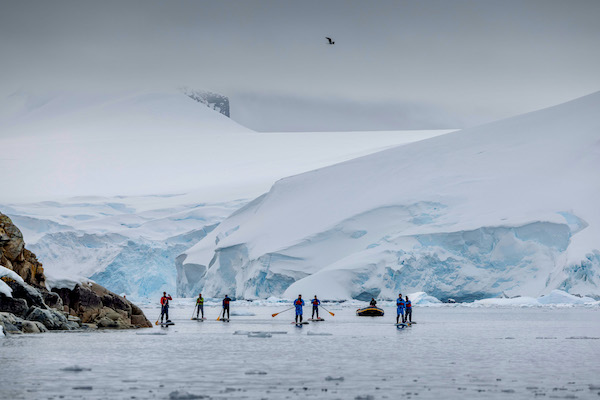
left=160, top=292, right=172, bottom=323
left=405, top=295, right=412, bottom=323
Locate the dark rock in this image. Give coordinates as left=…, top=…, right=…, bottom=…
left=42, top=290, right=63, bottom=310
left=26, top=306, right=71, bottom=330
left=0, top=295, right=28, bottom=317
left=101, top=293, right=130, bottom=313
left=3, top=278, right=46, bottom=309
left=0, top=312, right=25, bottom=334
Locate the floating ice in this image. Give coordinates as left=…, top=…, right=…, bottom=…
left=325, top=376, right=345, bottom=381
left=168, top=391, right=208, bottom=400
left=566, top=336, right=600, bottom=340
left=248, top=332, right=272, bottom=338
left=231, top=310, right=256, bottom=316
left=60, top=365, right=92, bottom=372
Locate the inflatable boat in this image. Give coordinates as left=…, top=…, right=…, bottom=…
left=356, top=306, right=384, bottom=317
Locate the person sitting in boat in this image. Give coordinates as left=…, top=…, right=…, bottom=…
left=160, top=292, right=172, bottom=323
left=311, top=295, right=321, bottom=319
left=370, top=298, right=377, bottom=307
left=405, top=295, right=412, bottom=322
left=396, top=293, right=405, bottom=324
left=294, top=294, right=305, bottom=323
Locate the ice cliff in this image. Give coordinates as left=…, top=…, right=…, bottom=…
left=181, top=91, right=600, bottom=301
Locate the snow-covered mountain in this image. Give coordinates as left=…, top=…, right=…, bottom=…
left=0, top=89, right=451, bottom=298
left=0, top=89, right=449, bottom=202
left=181, top=91, right=600, bottom=301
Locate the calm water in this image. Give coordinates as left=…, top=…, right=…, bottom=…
left=1, top=304, right=600, bottom=399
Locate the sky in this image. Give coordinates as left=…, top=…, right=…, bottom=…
left=1, top=0, right=600, bottom=131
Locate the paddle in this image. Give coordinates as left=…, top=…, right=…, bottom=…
left=320, top=305, right=335, bottom=317
left=191, top=304, right=197, bottom=320
left=272, top=307, right=294, bottom=318
left=216, top=309, right=223, bottom=321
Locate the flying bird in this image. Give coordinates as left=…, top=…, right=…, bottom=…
left=326, top=37, right=335, bottom=45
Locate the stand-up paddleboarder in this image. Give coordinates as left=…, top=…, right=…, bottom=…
left=294, top=294, right=305, bottom=323
left=222, top=294, right=231, bottom=320
left=311, top=295, right=321, bottom=319
left=396, top=293, right=405, bottom=324
left=196, top=293, right=204, bottom=319
left=160, top=292, right=172, bottom=323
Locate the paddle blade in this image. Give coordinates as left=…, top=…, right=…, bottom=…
left=328, top=311, right=335, bottom=316
left=271, top=313, right=278, bottom=317
left=155, top=320, right=159, bottom=325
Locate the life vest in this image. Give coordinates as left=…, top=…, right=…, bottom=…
left=397, top=299, right=405, bottom=308
left=197, top=297, right=204, bottom=305
left=160, top=296, right=170, bottom=306
left=406, top=300, right=412, bottom=309
left=294, top=299, right=303, bottom=306
left=311, top=299, right=320, bottom=306
left=223, top=298, right=230, bottom=306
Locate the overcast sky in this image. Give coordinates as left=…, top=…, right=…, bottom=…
left=1, top=0, right=599, bottom=131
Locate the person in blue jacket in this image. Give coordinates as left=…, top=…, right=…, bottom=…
left=396, top=293, right=405, bottom=324
left=222, top=295, right=231, bottom=320
left=294, top=294, right=305, bottom=323
left=311, top=295, right=321, bottom=319
left=405, top=295, right=412, bottom=323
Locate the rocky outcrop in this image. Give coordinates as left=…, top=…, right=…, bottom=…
left=1, top=213, right=46, bottom=288
left=0, top=212, right=151, bottom=334
left=54, top=281, right=152, bottom=329
left=182, top=88, right=230, bottom=117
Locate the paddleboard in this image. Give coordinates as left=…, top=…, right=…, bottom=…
left=292, top=321, right=309, bottom=326
left=191, top=317, right=206, bottom=321
left=220, top=318, right=230, bottom=322
left=395, top=323, right=407, bottom=327
left=308, top=318, right=325, bottom=322
left=158, top=322, right=175, bottom=326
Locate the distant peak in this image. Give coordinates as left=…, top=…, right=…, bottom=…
left=180, top=88, right=230, bottom=118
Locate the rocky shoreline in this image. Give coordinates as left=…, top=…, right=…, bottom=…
left=1, top=213, right=151, bottom=335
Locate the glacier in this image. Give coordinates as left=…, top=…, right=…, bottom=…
left=0, top=89, right=450, bottom=297
left=2, top=196, right=243, bottom=298
left=181, top=91, right=600, bottom=301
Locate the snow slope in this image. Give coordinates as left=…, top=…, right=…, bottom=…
left=182, top=92, right=600, bottom=301
left=1, top=89, right=451, bottom=297
left=0, top=89, right=449, bottom=203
